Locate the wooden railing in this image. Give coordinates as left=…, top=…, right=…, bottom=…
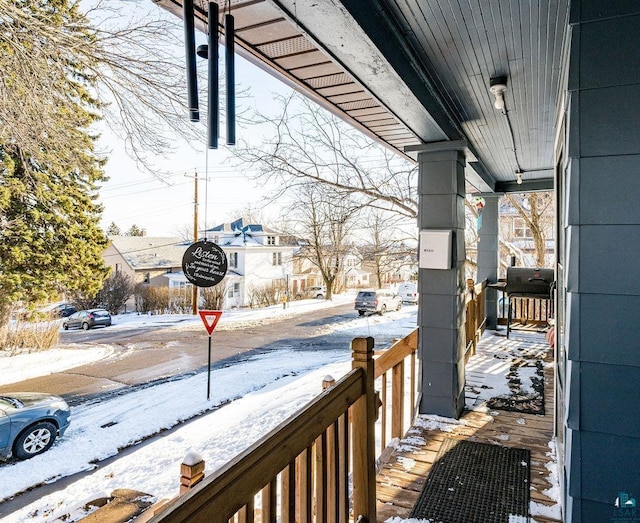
left=465, top=279, right=487, bottom=362
left=374, top=328, right=419, bottom=458
left=147, top=331, right=419, bottom=523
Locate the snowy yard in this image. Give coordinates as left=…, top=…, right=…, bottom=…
left=0, top=295, right=418, bottom=522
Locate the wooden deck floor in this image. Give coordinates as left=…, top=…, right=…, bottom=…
left=375, top=329, right=562, bottom=522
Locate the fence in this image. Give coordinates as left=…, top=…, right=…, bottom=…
left=147, top=330, right=419, bottom=523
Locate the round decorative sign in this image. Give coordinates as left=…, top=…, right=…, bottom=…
left=182, top=241, right=228, bottom=288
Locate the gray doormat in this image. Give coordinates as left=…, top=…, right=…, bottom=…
left=409, top=438, right=530, bottom=523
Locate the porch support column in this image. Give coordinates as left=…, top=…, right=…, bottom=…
left=415, top=142, right=466, bottom=419
left=476, top=194, right=500, bottom=329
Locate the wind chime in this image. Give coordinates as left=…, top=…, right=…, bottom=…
left=182, top=0, right=235, bottom=148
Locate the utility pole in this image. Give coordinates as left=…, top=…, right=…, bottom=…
left=186, top=170, right=199, bottom=315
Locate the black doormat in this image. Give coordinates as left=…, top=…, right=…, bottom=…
left=410, top=438, right=530, bottom=523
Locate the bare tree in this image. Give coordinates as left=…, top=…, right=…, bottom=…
left=234, top=92, right=554, bottom=276
left=358, top=209, right=416, bottom=288
left=286, top=184, right=362, bottom=299
left=233, top=93, right=418, bottom=219
left=0, top=0, right=249, bottom=178
left=504, top=193, right=554, bottom=267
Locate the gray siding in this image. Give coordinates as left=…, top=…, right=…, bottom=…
left=564, top=1, right=640, bottom=519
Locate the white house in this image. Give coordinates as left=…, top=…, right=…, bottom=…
left=205, top=218, right=296, bottom=308
left=104, top=218, right=296, bottom=309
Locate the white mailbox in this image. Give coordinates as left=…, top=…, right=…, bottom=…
left=419, top=230, right=452, bottom=270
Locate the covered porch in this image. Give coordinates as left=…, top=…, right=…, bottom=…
left=143, top=287, right=559, bottom=523
left=376, top=328, right=560, bottom=522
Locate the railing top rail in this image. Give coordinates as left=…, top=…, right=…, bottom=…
left=374, top=327, right=418, bottom=378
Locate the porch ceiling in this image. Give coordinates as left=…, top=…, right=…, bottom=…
left=154, top=0, right=569, bottom=194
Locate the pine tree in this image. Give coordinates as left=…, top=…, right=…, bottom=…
left=0, top=0, right=108, bottom=342
left=106, top=222, right=122, bottom=236
left=126, top=224, right=146, bottom=237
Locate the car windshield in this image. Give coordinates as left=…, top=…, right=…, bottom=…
left=0, top=396, right=23, bottom=408
left=357, top=292, right=374, bottom=299
left=92, top=310, right=109, bottom=317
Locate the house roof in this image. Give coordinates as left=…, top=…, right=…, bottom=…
left=207, top=217, right=278, bottom=235
left=206, top=218, right=297, bottom=247
left=108, top=236, right=189, bottom=270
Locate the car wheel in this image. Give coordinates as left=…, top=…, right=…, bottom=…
left=379, top=305, right=386, bottom=316
left=82, top=322, right=90, bottom=330
left=358, top=310, right=365, bottom=316
left=63, top=324, right=69, bottom=330
left=317, top=294, right=324, bottom=299
left=13, top=421, right=57, bottom=459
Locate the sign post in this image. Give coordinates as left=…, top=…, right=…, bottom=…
left=198, top=310, right=223, bottom=399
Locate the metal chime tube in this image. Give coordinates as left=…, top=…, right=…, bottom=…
left=183, top=0, right=199, bottom=122
left=225, top=13, right=236, bottom=145
left=208, top=2, right=219, bottom=149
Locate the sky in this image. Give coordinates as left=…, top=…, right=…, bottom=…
left=0, top=295, right=560, bottom=522
left=94, top=1, right=294, bottom=237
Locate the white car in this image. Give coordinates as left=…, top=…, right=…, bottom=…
left=397, top=283, right=418, bottom=304
left=306, top=286, right=326, bottom=299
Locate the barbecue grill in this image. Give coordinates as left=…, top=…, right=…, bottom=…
left=505, top=267, right=554, bottom=337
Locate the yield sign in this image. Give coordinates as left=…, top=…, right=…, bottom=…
left=199, top=310, right=223, bottom=335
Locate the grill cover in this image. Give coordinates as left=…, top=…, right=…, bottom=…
left=506, top=267, right=554, bottom=298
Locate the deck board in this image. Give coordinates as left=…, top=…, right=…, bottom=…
left=375, top=330, right=562, bottom=522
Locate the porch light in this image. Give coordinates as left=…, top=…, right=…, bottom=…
left=489, top=76, right=507, bottom=110
left=516, top=171, right=523, bottom=184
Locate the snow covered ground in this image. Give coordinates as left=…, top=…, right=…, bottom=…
left=0, top=296, right=560, bottom=522
left=0, top=295, right=417, bottom=522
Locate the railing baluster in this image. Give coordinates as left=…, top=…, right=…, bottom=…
left=262, top=479, right=276, bottom=523
left=326, top=419, right=337, bottom=519
left=315, top=431, right=327, bottom=522
left=338, top=411, right=349, bottom=523
left=380, top=372, right=387, bottom=450
left=296, top=449, right=312, bottom=523
left=281, top=461, right=296, bottom=522
left=391, top=362, right=404, bottom=439
left=410, top=351, right=416, bottom=421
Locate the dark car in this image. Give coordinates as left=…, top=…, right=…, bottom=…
left=54, top=303, right=77, bottom=317
left=62, top=309, right=112, bottom=330
left=0, top=393, right=71, bottom=460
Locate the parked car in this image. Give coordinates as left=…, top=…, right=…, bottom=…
left=53, top=303, right=77, bottom=317
left=354, top=289, right=402, bottom=316
left=0, top=393, right=71, bottom=460
left=306, top=286, right=327, bottom=299
left=397, top=282, right=418, bottom=304
left=62, top=309, right=112, bottom=330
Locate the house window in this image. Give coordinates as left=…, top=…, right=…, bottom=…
left=272, top=252, right=282, bottom=265
left=143, top=272, right=150, bottom=284
left=267, top=236, right=276, bottom=245
left=513, top=218, right=532, bottom=239
left=229, top=252, right=238, bottom=268
left=228, top=282, right=240, bottom=298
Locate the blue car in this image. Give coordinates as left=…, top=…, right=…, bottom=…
left=0, top=393, right=71, bottom=460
